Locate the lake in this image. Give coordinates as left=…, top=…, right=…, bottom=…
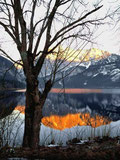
left=0, top=88, right=120, bottom=146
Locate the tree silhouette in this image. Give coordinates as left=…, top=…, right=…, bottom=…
left=0, top=0, right=104, bottom=148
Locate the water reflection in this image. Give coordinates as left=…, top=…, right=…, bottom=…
left=14, top=106, right=111, bottom=129
left=42, top=113, right=110, bottom=129
left=50, top=88, right=102, bottom=94
left=1, top=89, right=120, bottom=121
left=0, top=89, right=120, bottom=146
left=0, top=91, right=24, bottom=119
left=43, top=90, right=120, bottom=121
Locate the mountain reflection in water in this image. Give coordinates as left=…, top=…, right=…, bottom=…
left=1, top=88, right=120, bottom=122
left=14, top=106, right=111, bottom=129
left=0, top=88, right=120, bottom=146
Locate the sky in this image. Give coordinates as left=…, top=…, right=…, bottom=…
left=86, top=0, right=120, bottom=54
left=0, top=0, right=120, bottom=61
left=90, top=24, right=120, bottom=54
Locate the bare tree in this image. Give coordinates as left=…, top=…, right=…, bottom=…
left=0, top=0, right=104, bottom=148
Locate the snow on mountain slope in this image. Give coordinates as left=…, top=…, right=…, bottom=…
left=53, top=54, right=120, bottom=88
left=1, top=51, right=120, bottom=89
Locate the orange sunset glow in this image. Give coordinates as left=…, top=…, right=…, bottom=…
left=15, top=105, right=25, bottom=114
left=50, top=88, right=102, bottom=94
left=14, top=106, right=111, bottom=130
left=15, top=88, right=102, bottom=94
left=41, top=113, right=111, bottom=130
left=14, top=48, right=110, bottom=69
left=47, top=48, right=110, bottom=62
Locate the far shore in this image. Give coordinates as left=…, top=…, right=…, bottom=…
left=1, top=88, right=120, bottom=94
left=0, top=88, right=102, bottom=94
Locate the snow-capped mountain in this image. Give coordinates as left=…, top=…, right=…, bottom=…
left=0, top=56, right=25, bottom=88
left=53, top=54, right=120, bottom=88
left=1, top=50, right=120, bottom=89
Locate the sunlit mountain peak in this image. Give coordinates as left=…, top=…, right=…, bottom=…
left=14, top=62, right=23, bottom=69
left=14, top=48, right=110, bottom=69
left=47, top=47, right=110, bottom=62
left=15, top=47, right=110, bottom=69
left=81, top=48, right=110, bottom=61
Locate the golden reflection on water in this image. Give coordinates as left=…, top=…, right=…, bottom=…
left=41, top=113, right=110, bottom=130
left=50, top=88, right=102, bottom=94
left=15, top=88, right=102, bottom=94
left=15, top=105, right=25, bottom=114
left=14, top=106, right=110, bottom=130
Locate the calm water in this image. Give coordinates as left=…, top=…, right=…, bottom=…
left=0, top=88, right=120, bottom=146
left=1, top=88, right=120, bottom=120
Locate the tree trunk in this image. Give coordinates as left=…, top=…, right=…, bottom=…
left=22, top=77, right=46, bottom=149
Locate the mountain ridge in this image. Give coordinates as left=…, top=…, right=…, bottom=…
left=53, top=54, right=120, bottom=89
left=0, top=50, right=120, bottom=89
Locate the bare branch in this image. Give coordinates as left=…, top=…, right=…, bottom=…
left=0, top=2, right=12, bottom=7
left=50, top=5, right=103, bottom=46
left=3, top=0, right=15, bottom=35
left=0, top=48, right=23, bottom=66
left=0, top=21, right=17, bottom=43
left=33, top=0, right=53, bottom=57
left=28, top=0, right=37, bottom=52
left=13, top=1, right=21, bottom=45
left=14, top=0, right=27, bottom=52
